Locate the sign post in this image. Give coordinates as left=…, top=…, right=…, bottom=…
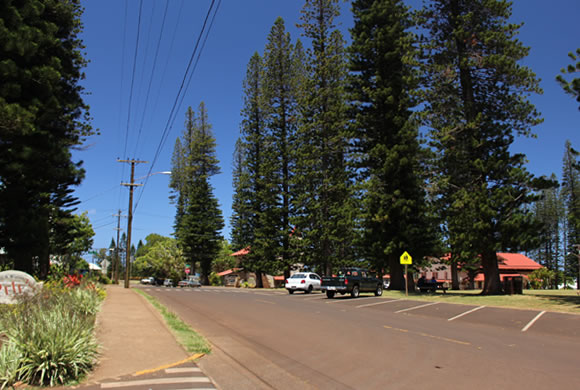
left=400, top=251, right=412, bottom=296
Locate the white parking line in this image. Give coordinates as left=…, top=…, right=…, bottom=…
left=395, top=302, right=439, bottom=313
left=304, top=295, right=327, bottom=301
left=356, top=299, right=400, bottom=308
left=448, top=306, right=486, bottom=321
left=326, top=298, right=352, bottom=304
left=522, top=311, right=546, bottom=332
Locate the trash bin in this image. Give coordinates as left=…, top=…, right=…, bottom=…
left=512, top=276, right=523, bottom=294
left=503, top=277, right=514, bottom=295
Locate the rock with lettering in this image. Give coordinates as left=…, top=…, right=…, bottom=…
left=0, top=270, right=42, bottom=304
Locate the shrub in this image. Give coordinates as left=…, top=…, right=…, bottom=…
left=0, top=282, right=103, bottom=388
left=0, top=340, right=22, bottom=390
left=209, top=272, right=222, bottom=286
left=7, top=309, right=98, bottom=387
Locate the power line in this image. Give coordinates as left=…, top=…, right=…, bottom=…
left=122, top=0, right=144, bottom=160
left=134, top=0, right=221, bottom=212
left=133, top=0, right=170, bottom=157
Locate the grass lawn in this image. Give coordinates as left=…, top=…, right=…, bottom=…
left=377, top=288, right=580, bottom=314
left=135, top=289, right=211, bottom=354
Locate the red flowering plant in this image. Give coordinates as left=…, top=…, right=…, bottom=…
left=63, top=273, right=83, bottom=288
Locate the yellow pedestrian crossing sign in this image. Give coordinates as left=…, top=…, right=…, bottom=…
left=400, top=251, right=412, bottom=265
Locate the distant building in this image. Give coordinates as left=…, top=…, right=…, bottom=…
left=419, top=253, right=543, bottom=289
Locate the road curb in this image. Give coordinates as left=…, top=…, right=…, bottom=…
left=133, top=353, right=205, bottom=376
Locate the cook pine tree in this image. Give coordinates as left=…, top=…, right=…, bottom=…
left=420, top=0, right=545, bottom=294
left=349, top=0, right=439, bottom=290
left=0, top=0, right=95, bottom=278
left=170, top=103, right=223, bottom=285
left=293, top=0, right=358, bottom=275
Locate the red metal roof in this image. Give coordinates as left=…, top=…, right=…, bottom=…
left=497, top=253, right=542, bottom=270
left=230, top=247, right=250, bottom=257
left=217, top=268, right=241, bottom=277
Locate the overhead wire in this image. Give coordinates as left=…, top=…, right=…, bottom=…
left=122, top=0, right=144, bottom=160
left=133, top=0, right=170, bottom=158
left=116, top=0, right=130, bottom=214
left=134, top=0, right=221, bottom=212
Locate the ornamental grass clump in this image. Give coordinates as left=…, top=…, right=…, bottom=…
left=0, top=277, right=104, bottom=388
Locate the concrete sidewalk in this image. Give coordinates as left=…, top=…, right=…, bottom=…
left=83, top=284, right=197, bottom=384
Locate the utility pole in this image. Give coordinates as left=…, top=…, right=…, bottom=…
left=118, top=159, right=147, bottom=288
left=112, top=210, right=125, bottom=284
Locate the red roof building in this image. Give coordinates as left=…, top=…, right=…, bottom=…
left=420, top=253, right=543, bottom=289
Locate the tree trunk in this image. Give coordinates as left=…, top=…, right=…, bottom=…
left=451, top=258, right=460, bottom=290
left=255, top=270, right=264, bottom=288
left=387, top=255, right=405, bottom=290
left=481, top=250, right=502, bottom=295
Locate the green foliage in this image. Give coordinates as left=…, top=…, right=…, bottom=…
left=133, top=235, right=185, bottom=281
left=0, top=283, right=103, bottom=388
left=561, top=141, right=580, bottom=287
left=209, top=272, right=222, bottom=286
left=0, top=341, right=21, bottom=390
left=293, top=0, right=357, bottom=275
left=212, top=240, right=235, bottom=273
left=135, top=290, right=211, bottom=355
left=528, top=268, right=556, bottom=289
left=0, top=0, right=95, bottom=279
left=531, top=174, right=564, bottom=287
left=170, top=104, right=224, bottom=285
left=556, top=48, right=580, bottom=110
left=419, top=0, right=545, bottom=294
left=349, top=0, right=439, bottom=289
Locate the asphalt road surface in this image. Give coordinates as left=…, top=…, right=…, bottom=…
left=142, top=286, right=580, bottom=390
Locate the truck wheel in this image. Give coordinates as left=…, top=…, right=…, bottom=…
left=288, top=289, right=294, bottom=294
left=375, top=284, right=383, bottom=296
left=306, top=285, right=313, bottom=294
left=326, top=290, right=335, bottom=299
left=351, top=285, right=360, bottom=298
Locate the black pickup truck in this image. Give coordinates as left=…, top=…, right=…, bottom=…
left=321, top=267, right=383, bottom=298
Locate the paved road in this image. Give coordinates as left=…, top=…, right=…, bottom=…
left=142, top=286, right=580, bottom=390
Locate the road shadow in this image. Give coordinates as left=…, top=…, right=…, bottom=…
left=531, top=293, right=580, bottom=310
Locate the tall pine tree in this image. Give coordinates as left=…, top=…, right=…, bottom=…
left=562, top=141, right=580, bottom=288
left=0, top=0, right=95, bottom=278
left=420, top=0, right=545, bottom=294
left=293, top=0, right=357, bottom=275
left=349, top=0, right=438, bottom=290
left=233, top=53, right=273, bottom=286
left=262, top=18, right=304, bottom=279
left=532, top=174, right=563, bottom=288
left=170, top=103, right=223, bottom=285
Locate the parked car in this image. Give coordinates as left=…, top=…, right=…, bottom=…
left=163, top=278, right=173, bottom=287
left=178, top=278, right=201, bottom=288
left=321, top=267, right=382, bottom=298
left=285, top=272, right=322, bottom=294
left=140, top=277, right=155, bottom=285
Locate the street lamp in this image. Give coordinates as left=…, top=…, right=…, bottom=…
left=120, top=168, right=171, bottom=288
left=135, top=171, right=172, bottom=181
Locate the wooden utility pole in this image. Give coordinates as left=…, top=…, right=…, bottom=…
left=118, top=159, right=147, bottom=288
left=112, top=210, right=124, bottom=284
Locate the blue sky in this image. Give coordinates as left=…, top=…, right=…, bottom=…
left=74, top=0, right=580, bottom=255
